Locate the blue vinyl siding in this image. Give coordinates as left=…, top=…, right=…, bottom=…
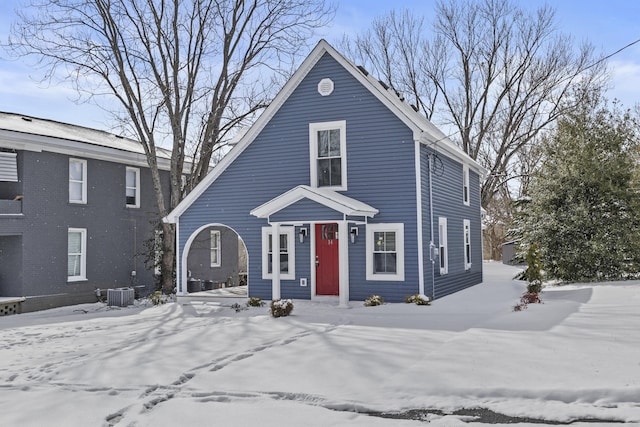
left=422, top=145, right=483, bottom=299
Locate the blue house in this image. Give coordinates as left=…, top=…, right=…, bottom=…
left=165, top=40, right=484, bottom=306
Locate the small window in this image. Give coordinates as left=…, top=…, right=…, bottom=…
left=464, top=219, right=472, bottom=270
left=69, top=158, right=87, bottom=204
left=125, top=167, right=140, bottom=208
left=463, top=164, right=470, bottom=206
left=261, top=227, right=295, bottom=280
left=439, top=217, right=448, bottom=275
left=68, top=228, right=87, bottom=281
left=310, top=121, right=347, bottom=190
left=210, top=230, right=221, bottom=267
left=366, top=223, right=404, bottom=281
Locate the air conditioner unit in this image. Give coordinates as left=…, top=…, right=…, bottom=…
left=107, top=288, right=135, bottom=307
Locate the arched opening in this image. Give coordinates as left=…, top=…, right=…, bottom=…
left=181, top=224, right=248, bottom=295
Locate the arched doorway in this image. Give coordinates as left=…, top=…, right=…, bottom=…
left=182, top=224, right=248, bottom=295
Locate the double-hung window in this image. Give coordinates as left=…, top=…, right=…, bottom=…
left=463, top=164, right=470, bottom=206
left=69, top=158, right=87, bottom=204
left=310, top=121, right=347, bottom=190
left=464, top=219, right=472, bottom=270
left=68, top=228, right=87, bottom=281
left=125, top=167, right=140, bottom=208
left=438, top=217, right=448, bottom=275
left=366, top=223, right=404, bottom=281
left=210, top=230, right=221, bottom=267
left=261, top=227, right=295, bottom=280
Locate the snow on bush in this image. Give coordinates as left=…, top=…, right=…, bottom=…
left=404, top=293, right=431, bottom=305
left=364, top=295, right=384, bottom=306
left=270, top=299, right=294, bottom=317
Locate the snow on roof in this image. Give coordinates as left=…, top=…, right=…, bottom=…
left=0, top=111, right=171, bottom=160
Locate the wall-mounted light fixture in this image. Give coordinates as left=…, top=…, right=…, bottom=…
left=350, top=226, right=358, bottom=244
left=299, top=227, right=307, bottom=243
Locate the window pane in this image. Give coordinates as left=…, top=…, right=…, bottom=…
left=317, top=158, right=331, bottom=186
left=68, top=232, right=81, bottom=253
left=374, top=253, right=397, bottom=274
left=267, top=253, right=273, bottom=274
left=68, top=254, right=80, bottom=276
left=280, top=254, right=289, bottom=273
left=374, top=232, right=385, bottom=250
left=279, top=234, right=288, bottom=252
left=318, top=130, right=329, bottom=157
left=126, top=170, right=136, bottom=187
left=69, top=182, right=83, bottom=202
left=330, top=158, right=341, bottom=186
left=328, top=129, right=341, bottom=156
left=384, top=232, right=396, bottom=251
left=69, top=161, right=83, bottom=180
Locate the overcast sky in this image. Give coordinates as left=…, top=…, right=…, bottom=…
left=1, top=0, right=639, bottom=132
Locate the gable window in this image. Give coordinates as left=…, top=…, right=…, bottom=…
left=310, top=120, right=347, bottom=190
left=366, top=223, right=404, bottom=281
left=210, top=230, right=221, bottom=267
left=464, top=219, right=472, bottom=270
left=438, top=217, right=448, bottom=275
left=69, top=158, right=87, bottom=204
left=68, top=228, right=87, bottom=281
left=463, top=164, right=470, bottom=206
left=125, top=167, right=140, bottom=208
left=261, top=227, right=295, bottom=280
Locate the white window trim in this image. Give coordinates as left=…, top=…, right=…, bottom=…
left=366, top=223, right=405, bottom=281
left=464, top=219, right=472, bottom=270
left=69, top=158, right=87, bottom=204
left=125, top=167, right=141, bottom=208
left=261, top=226, right=295, bottom=280
left=309, top=120, right=347, bottom=191
left=210, top=230, right=221, bottom=267
left=463, top=164, right=470, bottom=206
left=439, top=217, right=448, bottom=275
left=68, top=228, right=87, bottom=282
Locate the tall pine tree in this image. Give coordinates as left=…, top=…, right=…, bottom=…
left=517, top=97, right=640, bottom=282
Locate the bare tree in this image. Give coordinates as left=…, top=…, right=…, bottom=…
left=7, top=0, right=334, bottom=292
left=342, top=0, right=608, bottom=209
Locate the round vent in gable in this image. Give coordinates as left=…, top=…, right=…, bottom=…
left=317, top=78, right=334, bottom=96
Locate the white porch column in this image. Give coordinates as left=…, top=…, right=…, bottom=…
left=272, top=223, right=281, bottom=300
left=338, top=220, right=350, bottom=307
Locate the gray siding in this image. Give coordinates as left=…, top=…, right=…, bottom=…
left=179, top=52, right=420, bottom=302
left=0, top=149, right=168, bottom=311
left=186, top=225, right=241, bottom=285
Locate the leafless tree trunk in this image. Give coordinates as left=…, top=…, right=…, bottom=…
left=342, top=0, right=608, bottom=210
left=7, top=0, right=333, bottom=293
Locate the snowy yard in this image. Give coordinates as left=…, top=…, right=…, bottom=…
left=1, top=262, right=639, bottom=426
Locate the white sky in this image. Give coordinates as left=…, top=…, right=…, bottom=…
left=0, top=262, right=639, bottom=426
left=0, top=0, right=639, bottom=132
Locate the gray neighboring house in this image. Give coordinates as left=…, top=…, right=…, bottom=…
left=0, top=112, right=170, bottom=313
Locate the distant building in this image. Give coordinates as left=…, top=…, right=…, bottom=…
left=0, top=112, right=170, bottom=312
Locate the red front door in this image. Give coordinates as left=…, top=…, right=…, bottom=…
left=315, top=223, right=339, bottom=295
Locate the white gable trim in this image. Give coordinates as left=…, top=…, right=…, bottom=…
left=250, top=185, right=378, bottom=219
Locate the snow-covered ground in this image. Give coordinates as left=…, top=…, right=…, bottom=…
left=1, top=262, right=639, bottom=426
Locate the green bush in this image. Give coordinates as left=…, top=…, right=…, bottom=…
left=270, top=299, right=294, bottom=317
left=364, top=295, right=384, bottom=306
left=149, top=291, right=169, bottom=305
left=246, top=297, right=265, bottom=307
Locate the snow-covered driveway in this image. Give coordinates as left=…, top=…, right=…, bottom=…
left=1, top=262, right=639, bottom=426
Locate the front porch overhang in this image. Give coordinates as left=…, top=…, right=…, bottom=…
left=249, top=185, right=378, bottom=220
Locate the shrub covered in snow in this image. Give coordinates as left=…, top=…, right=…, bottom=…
left=404, top=293, right=431, bottom=305
left=246, top=297, right=265, bottom=307
left=270, top=299, right=294, bottom=317
left=364, top=295, right=384, bottom=306
left=149, top=291, right=170, bottom=306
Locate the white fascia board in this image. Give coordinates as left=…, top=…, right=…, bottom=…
left=0, top=129, right=171, bottom=171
